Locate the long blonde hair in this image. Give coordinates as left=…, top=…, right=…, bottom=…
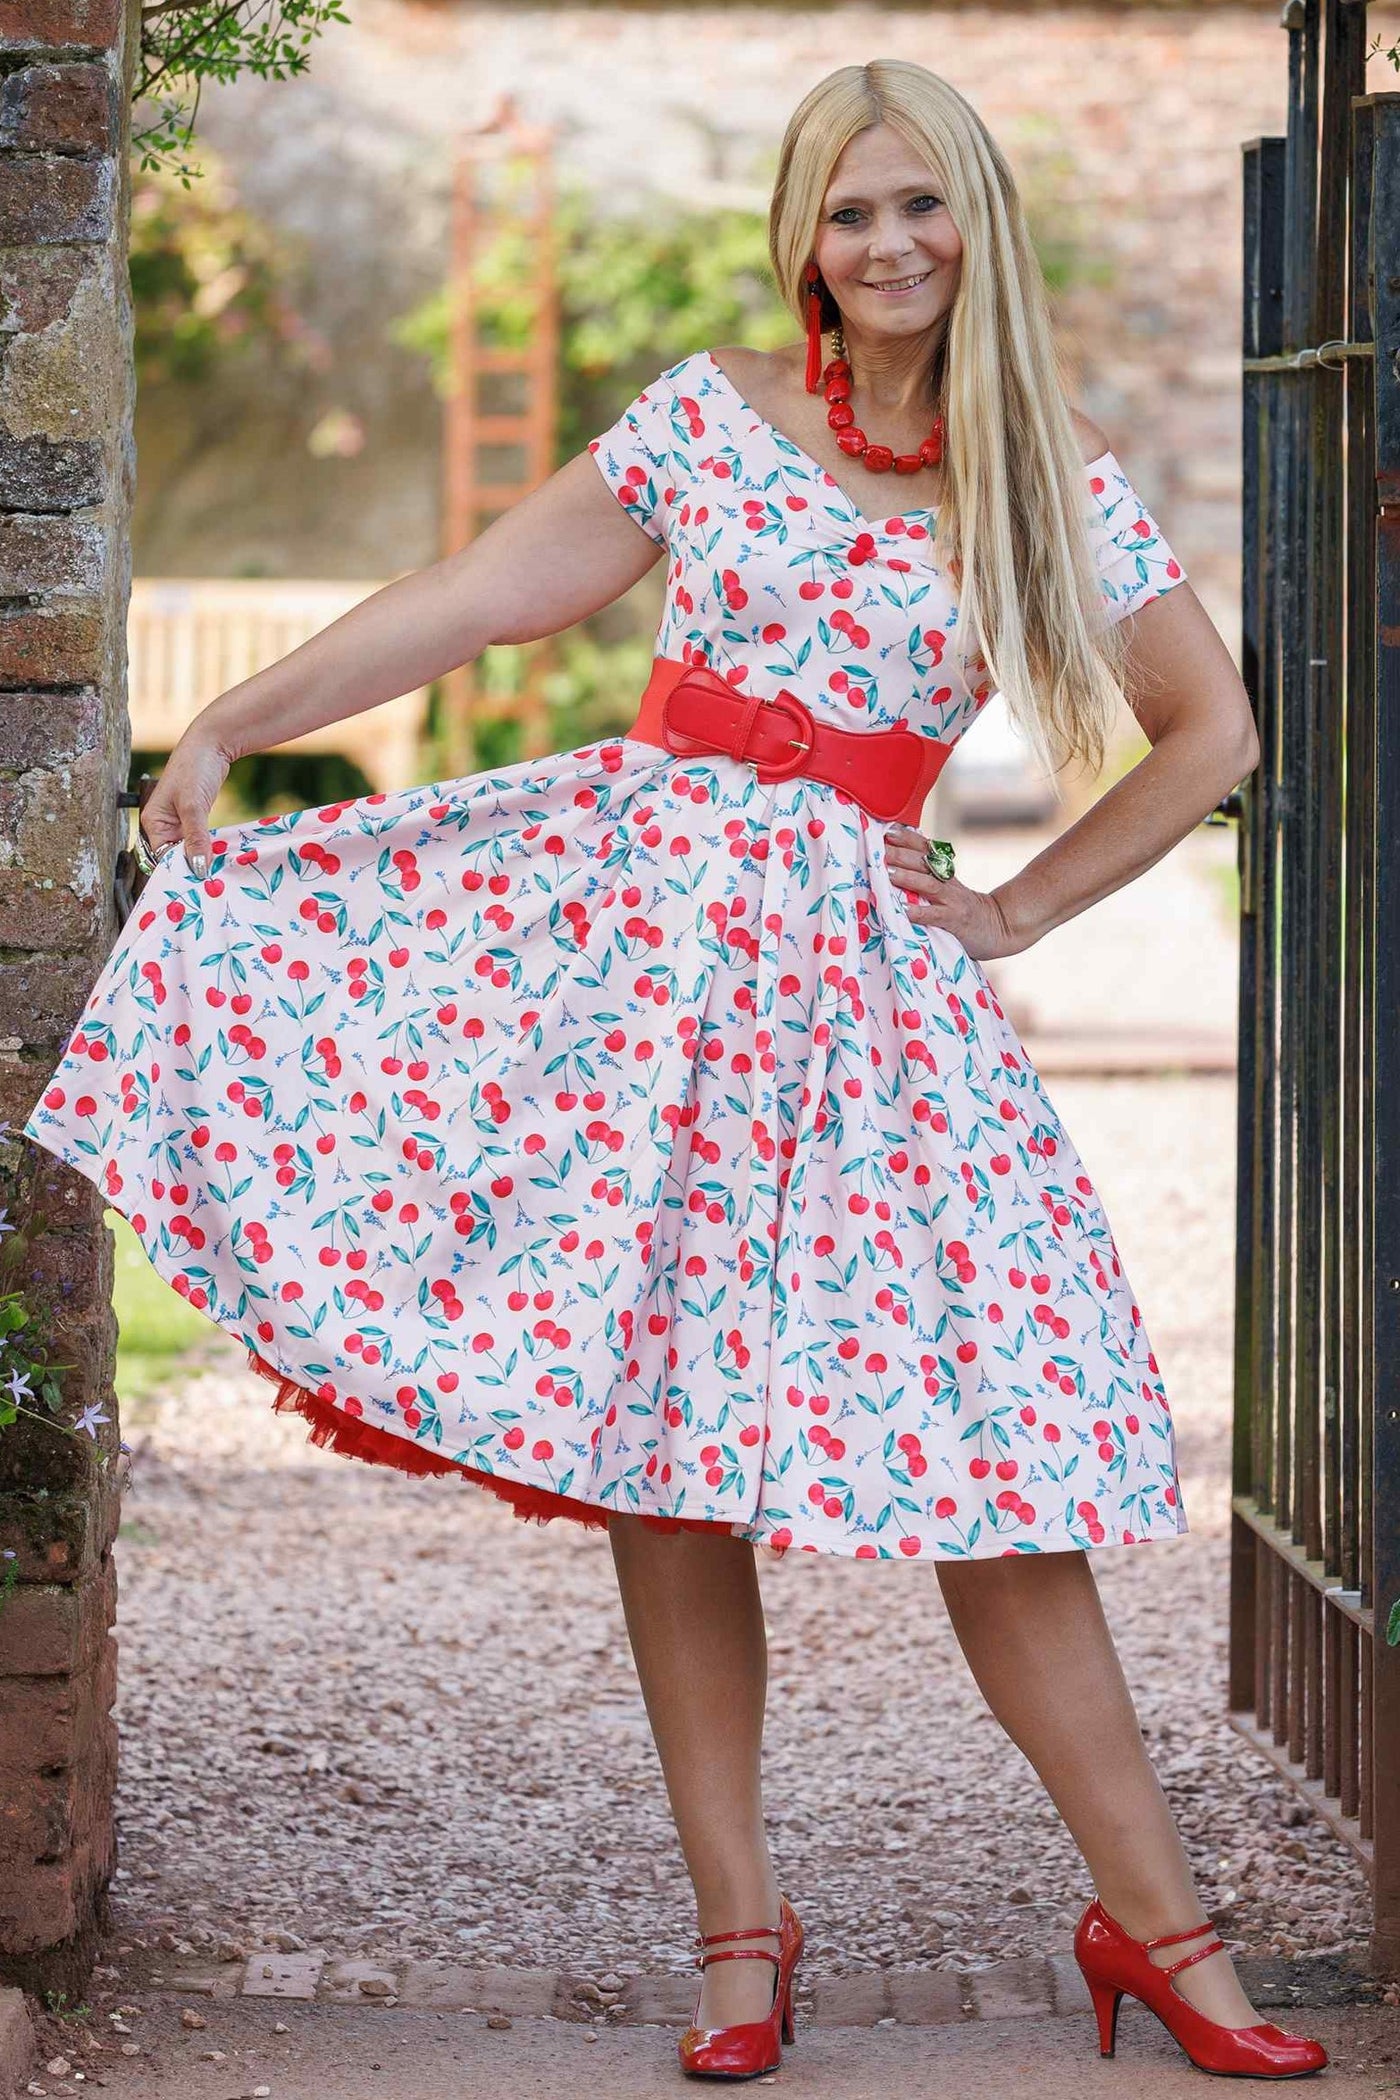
left=769, top=59, right=1132, bottom=779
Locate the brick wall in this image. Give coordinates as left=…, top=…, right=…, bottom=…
left=0, top=0, right=137, bottom=1998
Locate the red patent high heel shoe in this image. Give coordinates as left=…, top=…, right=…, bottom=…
left=677, top=1894, right=804, bottom=2080
left=1074, top=1897, right=1328, bottom=2078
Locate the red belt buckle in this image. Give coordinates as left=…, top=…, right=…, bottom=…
left=743, top=690, right=817, bottom=784
left=660, top=675, right=818, bottom=786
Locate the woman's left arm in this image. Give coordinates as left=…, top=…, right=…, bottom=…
left=884, top=568, right=1260, bottom=962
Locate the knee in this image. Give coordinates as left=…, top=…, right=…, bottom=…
left=936, top=1546, right=1088, bottom=1607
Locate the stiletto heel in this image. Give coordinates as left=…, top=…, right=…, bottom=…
left=677, top=1893, right=804, bottom=2081
left=1073, top=1897, right=1328, bottom=2078
left=1087, top=1975, right=1122, bottom=2057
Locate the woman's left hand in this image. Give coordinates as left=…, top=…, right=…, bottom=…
left=882, top=823, right=1021, bottom=962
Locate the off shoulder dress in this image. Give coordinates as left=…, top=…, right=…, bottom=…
left=23, top=346, right=1192, bottom=1561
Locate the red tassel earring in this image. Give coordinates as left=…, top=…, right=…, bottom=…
left=803, top=261, right=824, bottom=393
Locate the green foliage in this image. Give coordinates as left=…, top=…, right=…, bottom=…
left=41, top=1990, right=93, bottom=2024
left=0, top=1284, right=76, bottom=1442
left=392, top=147, right=1107, bottom=464
left=390, top=186, right=794, bottom=463
left=0, top=1124, right=96, bottom=1497
left=219, top=748, right=375, bottom=820
left=130, top=145, right=324, bottom=386
left=107, top=1209, right=212, bottom=1403
left=134, top=0, right=349, bottom=187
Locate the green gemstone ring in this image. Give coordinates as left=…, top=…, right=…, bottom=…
left=924, top=837, right=956, bottom=883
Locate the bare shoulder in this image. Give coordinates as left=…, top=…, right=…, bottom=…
left=708, top=342, right=805, bottom=401
left=1069, top=405, right=1112, bottom=465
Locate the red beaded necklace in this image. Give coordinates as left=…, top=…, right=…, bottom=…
left=821, top=323, right=946, bottom=477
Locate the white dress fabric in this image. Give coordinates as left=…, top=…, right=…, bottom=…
left=23, top=347, right=1191, bottom=1560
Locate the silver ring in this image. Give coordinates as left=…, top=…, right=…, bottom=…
left=136, top=830, right=177, bottom=873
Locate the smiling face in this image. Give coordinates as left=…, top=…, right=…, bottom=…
left=811, top=121, right=963, bottom=351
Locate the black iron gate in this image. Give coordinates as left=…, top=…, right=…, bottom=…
left=1230, top=0, right=1399, bottom=1974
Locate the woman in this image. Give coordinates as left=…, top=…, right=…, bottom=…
left=24, top=59, right=1326, bottom=2085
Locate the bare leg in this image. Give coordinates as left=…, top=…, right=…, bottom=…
left=607, top=1515, right=783, bottom=2030
left=936, top=1548, right=1263, bottom=2028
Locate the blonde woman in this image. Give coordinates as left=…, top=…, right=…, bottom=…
left=25, top=59, right=1325, bottom=2084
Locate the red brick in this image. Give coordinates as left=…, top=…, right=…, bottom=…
left=888, top=1967, right=968, bottom=2023
left=0, top=0, right=121, bottom=50
left=1048, top=1950, right=1092, bottom=2014
left=0, top=434, right=104, bottom=514
left=0, top=156, right=113, bottom=245
left=0, top=514, right=105, bottom=594
left=21, top=1157, right=113, bottom=1242
left=585, top=1971, right=697, bottom=2025
left=0, top=688, right=103, bottom=769
left=21, top=1228, right=114, bottom=1314
left=0, top=1404, right=104, bottom=1499
left=0, top=1056, right=50, bottom=1130
left=0, top=1817, right=115, bottom=1953
left=0, top=1558, right=115, bottom=1677
left=967, top=1956, right=1055, bottom=2020
left=0, top=1634, right=116, bottom=1776
left=0, top=955, right=108, bottom=1041
left=0, top=1470, right=119, bottom=1583
left=0, top=63, right=111, bottom=153
left=0, top=746, right=112, bottom=886
left=0, top=876, right=103, bottom=950
left=811, top=1970, right=890, bottom=2024
left=0, top=247, right=88, bottom=334
left=0, top=604, right=107, bottom=685
left=0, top=1760, right=80, bottom=1863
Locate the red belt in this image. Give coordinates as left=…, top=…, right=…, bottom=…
left=624, top=656, right=952, bottom=828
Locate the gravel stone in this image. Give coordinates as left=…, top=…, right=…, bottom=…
left=102, top=1072, right=1370, bottom=1978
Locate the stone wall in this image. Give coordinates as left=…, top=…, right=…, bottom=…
left=137, top=4, right=1399, bottom=644
left=0, top=0, right=135, bottom=1997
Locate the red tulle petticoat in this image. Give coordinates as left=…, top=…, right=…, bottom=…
left=244, top=1348, right=724, bottom=1538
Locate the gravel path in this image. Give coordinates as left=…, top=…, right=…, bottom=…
left=104, top=1075, right=1371, bottom=1982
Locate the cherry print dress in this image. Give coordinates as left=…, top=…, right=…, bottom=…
left=23, top=345, right=1191, bottom=1562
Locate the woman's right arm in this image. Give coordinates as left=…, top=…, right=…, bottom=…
left=139, top=447, right=664, bottom=870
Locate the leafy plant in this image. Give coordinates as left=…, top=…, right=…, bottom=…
left=0, top=1121, right=125, bottom=1471
left=391, top=186, right=794, bottom=465
left=40, top=1988, right=93, bottom=2023
left=392, top=139, right=1107, bottom=465
left=134, top=0, right=349, bottom=187
left=130, top=143, right=326, bottom=386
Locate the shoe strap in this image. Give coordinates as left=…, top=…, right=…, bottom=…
left=1157, top=1936, right=1225, bottom=1978
left=1142, top=1918, right=1218, bottom=1951
left=696, top=1946, right=781, bottom=1970
left=693, top=1922, right=782, bottom=1948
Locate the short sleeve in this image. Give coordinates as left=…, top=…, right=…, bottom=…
left=1084, top=451, right=1187, bottom=626
left=587, top=363, right=692, bottom=548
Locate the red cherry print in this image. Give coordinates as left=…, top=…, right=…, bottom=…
left=23, top=350, right=1189, bottom=1556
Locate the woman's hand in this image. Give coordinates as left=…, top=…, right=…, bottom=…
left=881, top=822, right=1022, bottom=961
left=136, top=722, right=236, bottom=880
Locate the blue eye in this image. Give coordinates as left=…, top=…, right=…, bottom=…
left=829, top=194, right=943, bottom=224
